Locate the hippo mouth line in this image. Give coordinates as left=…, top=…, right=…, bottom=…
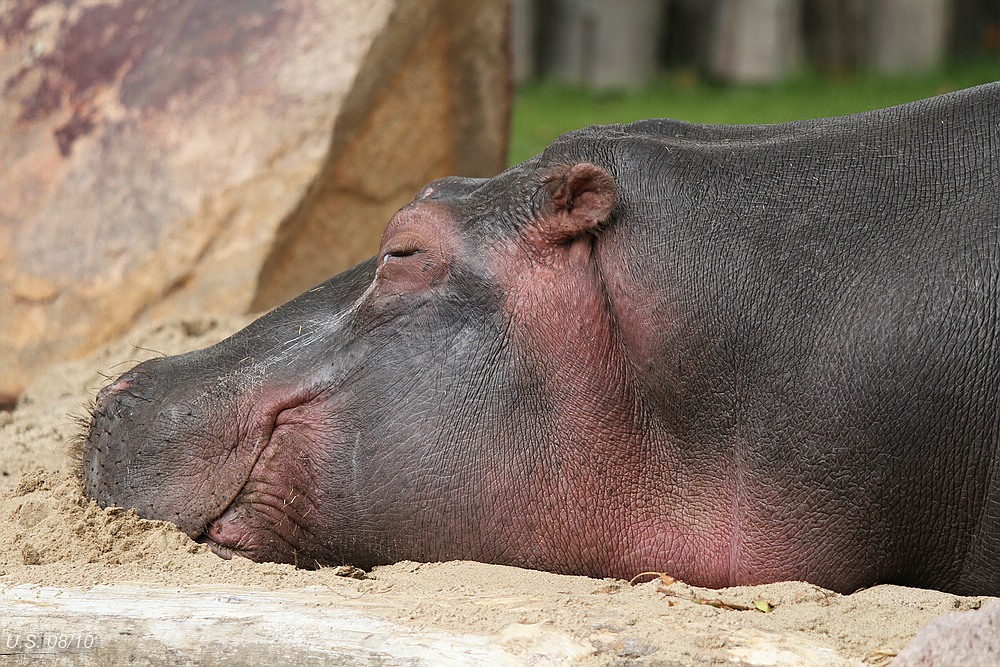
left=189, top=456, right=273, bottom=561
left=189, top=445, right=272, bottom=561
left=197, top=535, right=236, bottom=559
left=191, top=439, right=278, bottom=558
left=187, top=398, right=319, bottom=562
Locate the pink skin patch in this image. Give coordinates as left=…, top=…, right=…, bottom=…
left=93, top=376, right=134, bottom=412
left=481, top=228, right=680, bottom=578
left=204, top=506, right=241, bottom=558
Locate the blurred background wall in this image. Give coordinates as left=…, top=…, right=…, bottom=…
left=512, top=0, right=1000, bottom=88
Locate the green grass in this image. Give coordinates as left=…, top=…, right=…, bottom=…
left=509, top=60, right=1000, bottom=165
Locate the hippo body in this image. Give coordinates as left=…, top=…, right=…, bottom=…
left=84, top=83, right=1000, bottom=595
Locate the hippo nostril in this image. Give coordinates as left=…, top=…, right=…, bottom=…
left=93, top=361, right=163, bottom=412
left=94, top=376, right=136, bottom=412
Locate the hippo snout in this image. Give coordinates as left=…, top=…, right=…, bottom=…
left=82, top=342, right=347, bottom=568
left=84, top=362, right=163, bottom=506
left=86, top=378, right=182, bottom=535
left=83, top=357, right=256, bottom=540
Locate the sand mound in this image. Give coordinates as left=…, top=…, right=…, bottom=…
left=0, top=468, right=362, bottom=590
left=2, top=470, right=198, bottom=570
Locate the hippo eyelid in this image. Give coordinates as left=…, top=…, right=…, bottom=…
left=381, top=248, right=421, bottom=263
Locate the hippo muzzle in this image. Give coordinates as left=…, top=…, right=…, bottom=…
left=83, top=259, right=381, bottom=567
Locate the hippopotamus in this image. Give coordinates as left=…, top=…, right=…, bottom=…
left=82, top=82, right=1000, bottom=596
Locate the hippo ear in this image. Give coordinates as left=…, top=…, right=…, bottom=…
left=540, top=162, right=618, bottom=243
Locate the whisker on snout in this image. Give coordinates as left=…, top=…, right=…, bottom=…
left=68, top=400, right=97, bottom=483
left=126, top=340, right=169, bottom=359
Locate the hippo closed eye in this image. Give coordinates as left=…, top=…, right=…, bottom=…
left=84, top=82, right=1000, bottom=595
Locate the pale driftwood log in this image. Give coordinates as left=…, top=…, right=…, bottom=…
left=0, top=581, right=885, bottom=665
left=0, top=584, right=589, bottom=666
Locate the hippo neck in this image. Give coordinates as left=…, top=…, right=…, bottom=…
left=590, top=221, right=756, bottom=586
left=505, top=233, right=645, bottom=443
left=475, top=233, right=667, bottom=576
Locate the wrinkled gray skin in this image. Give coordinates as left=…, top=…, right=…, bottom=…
left=84, top=83, right=1000, bottom=596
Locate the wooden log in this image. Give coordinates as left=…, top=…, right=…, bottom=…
left=0, top=578, right=947, bottom=665
left=0, top=584, right=590, bottom=666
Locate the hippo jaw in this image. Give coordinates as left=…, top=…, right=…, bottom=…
left=194, top=400, right=328, bottom=564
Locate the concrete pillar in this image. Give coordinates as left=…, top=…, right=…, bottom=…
left=549, top=0, right=667, bottom=90
left=511, top=0, right=537, bottom=83
left=867, top=0, right=951, bottom=74
left=709, top=0, right=803, bottom=84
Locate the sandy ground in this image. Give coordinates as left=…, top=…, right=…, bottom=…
left=1, top=316, right=996, bottom=665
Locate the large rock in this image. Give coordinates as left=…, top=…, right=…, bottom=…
left=0, top=0, right=510, bottom=406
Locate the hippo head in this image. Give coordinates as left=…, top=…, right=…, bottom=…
left=82, top=159, right=642, bottom=574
